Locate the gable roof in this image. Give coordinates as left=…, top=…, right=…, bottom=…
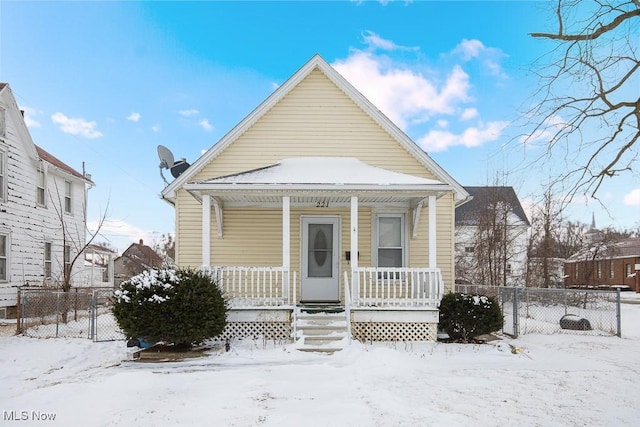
left=456, top=186, right=530, bottom=226
left=35, top=145, right=93, bottom=184
left=161, top=54, right=469, bottom=204
left=116, top=241, right=164, bottom=269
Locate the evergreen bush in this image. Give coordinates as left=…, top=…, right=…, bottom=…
left=112, top=268, right=228, bottom=348
left=438, top=292, right=503, bottom=343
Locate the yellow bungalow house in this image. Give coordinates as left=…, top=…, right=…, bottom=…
left=161, top=55, right=469, bottom=349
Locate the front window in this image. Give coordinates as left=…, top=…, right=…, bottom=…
left=0, top=233, right=8, bottom=281
left=376, top=214, right=404, bottom=268
left=626, top=264, right=632, bottom=277
left=64, top=181, right=72, bottom=213
left=44, top=242, right=52, bottom=280
left=36, top=167, right=46, bottom=206
left=597, top=261, right=602, bottom=279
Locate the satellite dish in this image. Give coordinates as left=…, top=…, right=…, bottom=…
left=157, top=145, right=175, bottom=170
left=157, top=145, right=190, bottom=185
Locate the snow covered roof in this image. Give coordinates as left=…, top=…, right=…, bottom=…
left=197, top=157, right=443, bottom=187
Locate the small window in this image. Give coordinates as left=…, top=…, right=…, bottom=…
left=506, top=263, right=512, bottom=274
left=575, top=264, right=579, bottom=280
left=36, top=167, right=46, bottom=206
left=626, top=264, right=632, bottom=277
left=0, top=233, right=7, bottom=281
left=597, top=261, right=602, bottom=279
left=64, top=245, right=71, bottom=279
left=465, top=246, right=474, bottom=253
left=64, top=181, right=72, bottom=213
left=0, top=150, right=6, bottom=202
left=609, top=262, right=615, bottom=279
left=376, top=215, right=404, bottom=268
left=44, top=242, right=52, bottom=279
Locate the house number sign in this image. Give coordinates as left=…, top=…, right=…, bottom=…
left=315, top=201, right=330, bottom=208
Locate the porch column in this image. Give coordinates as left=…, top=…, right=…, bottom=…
left=428, top=195, right=436, bottom=268
left=202, top=194, right=211, bottom=269
left=282, top=196, right=290, bottom=301
left=350, top=196, right=359, bottom=302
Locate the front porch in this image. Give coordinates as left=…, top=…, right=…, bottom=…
left=209, top=265, right=444, bottom=342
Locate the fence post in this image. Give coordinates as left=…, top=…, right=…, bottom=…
left=16, top=289, right=22, bottom=335
left=89, top=291, right=96, bottom=341
left=513, top=287, right=520, bottom=338
left=616, top=289, right=621, bottom=338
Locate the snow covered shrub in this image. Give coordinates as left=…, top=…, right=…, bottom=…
left=112, top=268, right=228, bottom=348
left=438, top=292, right=503, bottom=343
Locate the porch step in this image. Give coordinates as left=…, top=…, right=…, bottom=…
left=294, top=309, right=349, bottom=354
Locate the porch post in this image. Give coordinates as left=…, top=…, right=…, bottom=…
left=350, top=196, right=359, bottom=302
left=428, top=195, right=436, bottom=268
left=202, top=194, right=211, bottom=269
left=282, top=196, right=291, bottom=302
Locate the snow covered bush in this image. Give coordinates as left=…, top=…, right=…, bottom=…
left=438, top=292, right=503, bottom=343
left=112, top=268, right=228, bottom=348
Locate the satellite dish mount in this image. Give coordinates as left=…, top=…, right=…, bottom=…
left=157, top=145, right=190, bottom=185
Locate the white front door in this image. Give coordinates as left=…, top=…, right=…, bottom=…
left=301, top=217, right=340, bottom=302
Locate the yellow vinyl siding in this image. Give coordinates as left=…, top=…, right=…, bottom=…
left=190, top=69, right=438, bottom=181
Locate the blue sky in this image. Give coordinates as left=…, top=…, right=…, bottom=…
left=1, top=1, right=638, bottom=252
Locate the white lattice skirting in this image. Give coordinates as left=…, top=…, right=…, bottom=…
left=352, top=322, right=438, bottom=342
left=215, top=321, right=292, bottom=342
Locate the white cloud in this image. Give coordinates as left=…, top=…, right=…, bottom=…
left=452, top=38, right=508, bottom=78
left=461, top=107, right=479, bottom=121
left=151, top=125, right=160, bottom=133
left=453, top=39, right=485, bottom=60
left=623, top=189, right=640, bottom=206
left=520, top=114, right=569, bottom=148
left=199, top=118, right=214, bottom=132
left=178, top=109, right=199, bottom=117
left=87, top=219, right=156, bottom=251
left=21, top=106, right=41, bottom=128
left=333, top=51, right=471, bottom=129
left=362, top=30, right=418, bottom=52
left=418, top=120, right=509, bottom=152
left=51, top=112, right=103, bottom=139
left=126, top=112, right=141, bottom=122
left=437, top=119, right=449, bottom=128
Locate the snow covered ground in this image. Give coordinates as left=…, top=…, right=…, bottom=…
left=1, top=294, right=640, bottom=426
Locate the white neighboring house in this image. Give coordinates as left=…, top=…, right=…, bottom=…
left=0, top=83, right=94, bottom=315
left=455, top=186, right=530, bottom=287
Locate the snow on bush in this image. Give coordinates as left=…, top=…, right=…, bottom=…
left=112, top=268, right=228, bottom=347
left=438, top=292, right=503, bottom=343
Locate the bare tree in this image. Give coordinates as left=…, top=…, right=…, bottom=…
left=525, top=0, right=639, bottom=199
left=49, top=181, right=109, bottom=292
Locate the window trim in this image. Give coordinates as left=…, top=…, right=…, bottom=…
left=64, top=180, right=72, bottom=214
left=44, top=241, right=52, bottom=280
left=64, top=244, right=71, bottom=280
left=373, top=212, right=407, bottom=268
left=36, top=166, right=46, bottom=206
left=0, top=231, right=9, bottom=282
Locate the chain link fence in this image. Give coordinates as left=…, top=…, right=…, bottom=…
left=18, top=287, right=124, bottom=342
left=454, top=285, right=621, bottom=338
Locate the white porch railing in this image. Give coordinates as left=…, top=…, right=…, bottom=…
left=211, top=266, right=295, bottom=308
left=350, top=267, right=444, bottom=308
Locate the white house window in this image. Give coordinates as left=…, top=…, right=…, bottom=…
left=376, top=214, right=405, bottom=268
left=64, top=180, right=72, bottom=213
left=44, top=242, right=52, bottom=280
left=36, top=167, right=46, bottom=206
left=0, top=233, right=8, bottom=281
left=0, top=150, right=6, bottom=202
left=64, top=244, right=71, bottom=279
